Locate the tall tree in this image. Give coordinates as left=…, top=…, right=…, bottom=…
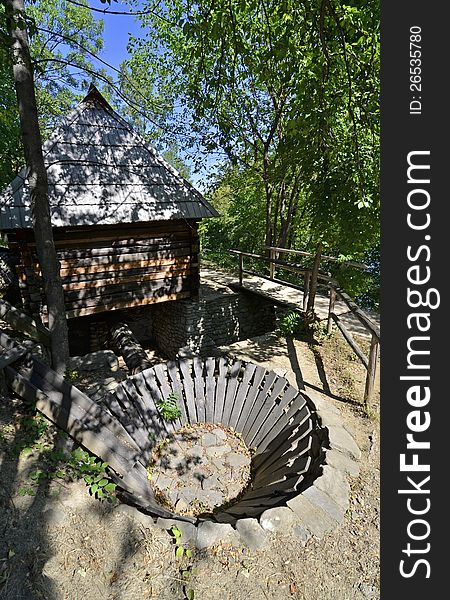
left=131, top=0, right=379, bottom=257
left=3, top=0, right=69, bottom=372
left=0, top=0, right=106, bottom=189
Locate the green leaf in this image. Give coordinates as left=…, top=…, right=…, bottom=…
left=98, top=478, right=108, bottom=487
left=175, top=546, right=185, bottom=558
left=171, top=526, right=182, bottom=539
left=185, top=548, right=193, bottom=558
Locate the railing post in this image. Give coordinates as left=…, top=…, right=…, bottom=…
left=306, top=242, right=322, bottom=318
left=303, top=271, right=310, bottom=311
left=327, top=286, right=337, bottom=334
left=364, top=333, right=379, bottom=410
left=269, top=248, right=276, bottom=280
left=239, top=253, right=243, bottom=286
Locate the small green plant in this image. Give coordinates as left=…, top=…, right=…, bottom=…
left=68, top=447, right=117, bottom=502
left=156, top=392, right=182, bottom=422
left=13, top=413, right=50, bottom=457
left=309, top=319, right=330, bottom=343
left=169, top=527, right=195, bottom=599
left=83, top=474, right=117, bottom=500
left=64, top=368, right=78, bottom=382
left=279, top=310, right=303, bottom=337
left=17, top=485, right=36, bottom=497
left=170, top=525, right=194, bottom=560
left=10, top=404, right=117, bottom=503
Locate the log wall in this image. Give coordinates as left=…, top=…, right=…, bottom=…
left=7, top=220, right=200, bottom=320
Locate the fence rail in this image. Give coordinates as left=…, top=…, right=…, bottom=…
left=229, top=247, right=380, bottom=409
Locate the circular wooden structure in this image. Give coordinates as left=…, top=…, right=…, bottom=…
left=106, top=356, right=326, bottom=523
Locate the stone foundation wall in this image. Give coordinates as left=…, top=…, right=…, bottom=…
left=151, top=290, right=275, bottom=358
left=69, top=287, right=276, bottom=358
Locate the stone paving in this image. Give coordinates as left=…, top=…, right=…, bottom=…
left=147, top=423, right=252, bottom=517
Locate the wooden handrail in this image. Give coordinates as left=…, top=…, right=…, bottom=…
left=333, top=287, right=380, bottom=341
left=265, top=246, right=369, bottom=270
left=229, top=247, right=380, bottom=410
left=229, top=249, right=335, bottom=282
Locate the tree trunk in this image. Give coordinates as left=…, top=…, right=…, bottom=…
left=263, top=150, right=273, bottom=253
left=4, top=0, right=69, bottom=373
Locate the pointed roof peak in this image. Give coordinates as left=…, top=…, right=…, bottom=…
left=0, top=84, right=219, bottom=229
left=82, top=83, right=113, bottom=112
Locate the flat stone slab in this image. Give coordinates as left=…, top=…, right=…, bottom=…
left=236, top=518, right=269, bottom=550
left=148, top=423, right=251, bottom=517
left=302, top=485, right=345, bottom=524
left=326, top=425, right=361, bottom=461
left=313, top=465, right=351, bottom=511
left=68, top=350, right=119, bottom=372
left=260, top=506, right=299, bottom=533
left=287, top=493, right=339, bottom=538
left=325, top=448, right=360, bottom=477
left=196, top=521, right=240, bottom=549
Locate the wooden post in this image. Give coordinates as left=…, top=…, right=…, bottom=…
left=303, top=271, right=311, bottom=311
left=306, top=242, right=322, bottom=318
left=238, top=253, right=243, bottom=286
left=364, top=333, right=379, bottom=409
left=269, top=248, right=276, bottom=280
left=327, top=286, right=337, bottom=334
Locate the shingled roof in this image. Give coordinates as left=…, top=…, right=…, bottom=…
left=0, top=85, right=218, bottom=230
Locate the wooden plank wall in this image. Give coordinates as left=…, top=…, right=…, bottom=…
left=8, top=220, right=200, bottom=320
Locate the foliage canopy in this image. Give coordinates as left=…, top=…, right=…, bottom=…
left=130, top=0, right=379, bottom=260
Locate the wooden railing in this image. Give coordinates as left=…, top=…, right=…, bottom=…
left=229, top=247, right=379, bottom=409
left=229, top=249, right=335, bottom=311
left=327, top=286, right=380, bottom=408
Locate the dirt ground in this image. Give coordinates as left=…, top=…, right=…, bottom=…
left=0, top=331, right=380, bottom=600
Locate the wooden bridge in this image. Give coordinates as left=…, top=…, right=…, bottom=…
left=227, top=247, right=380, bottom=408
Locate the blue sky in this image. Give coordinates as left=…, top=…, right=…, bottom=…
left=88, top=2, right=216, bottom=188
left=93, top=4, right=141, bottom=68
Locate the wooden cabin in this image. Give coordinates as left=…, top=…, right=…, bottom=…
left=0, top=85, right=218, bottom=322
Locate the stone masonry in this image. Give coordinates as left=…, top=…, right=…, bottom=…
left=150, top=287, right=275, bottom=359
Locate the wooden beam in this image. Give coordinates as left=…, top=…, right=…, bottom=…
left=63, top=276, right=190, bottom=309
left=229, top=249, right=334, bottom=281
left=306, top=242, right=322, bottom=316
left=61, top=265, right=191, bottom=293
left=56, top=247, right=192, bottom=269
left=0, top=299, right=51, bottom=346
left=265, top=246, right=369, bottom=270
left=55, top=240, right=197, bottom=260
left=58, top=256, right=192, bottom=276
left=327, top=287, right=337, bottom=334
left=335, top=288, right=380, bottom=341
left=364, top=333, right=380, bottom=409
left=109, top=322, right=153, bottom=374
left=64, top=291, right=191, bottom=318
left=331, top=313, right=368, bottom=369
left=0, top=345, right=28, bottom=369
